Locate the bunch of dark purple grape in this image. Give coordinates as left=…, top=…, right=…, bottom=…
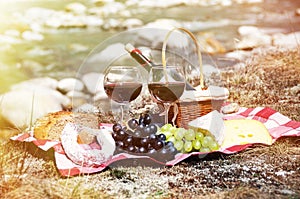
left=112, top=114, right=178, bottom=162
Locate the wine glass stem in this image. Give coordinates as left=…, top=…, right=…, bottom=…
left=120, top=104, right=125, bottom=124
left=163, top=103, right=171, bottom=124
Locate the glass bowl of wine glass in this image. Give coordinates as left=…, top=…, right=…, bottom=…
left=103, top=66, right=143, bottom=123
left=148, top=65, right=186, bottom=124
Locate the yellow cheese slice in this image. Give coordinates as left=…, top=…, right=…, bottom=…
left=221, top=119, right=273, bottom=149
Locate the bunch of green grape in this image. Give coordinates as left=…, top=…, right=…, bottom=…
left=157, top=124, right=219, bottom=153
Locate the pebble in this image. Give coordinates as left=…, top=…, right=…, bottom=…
left=221, top=103, right=240, bottom=114
left=66, top=90, right=89, bottom=108
left=4, top=29, right=21, bottom=37
left=290, top=84, right=300, bottom=95
left=68, top=43, right=89, bottom=53
left=85, top=43, right=128, bottom=67
left=272, top=32, right=300, bottom=49
left=11, top=77, right=58, bottom=90
left=121, top=18, right=144, bottom=29
left=136, top=24, right=191, bottom=50
left=57, top=78, right=85, bottom=93
left=0, top=86, right=70, bottom=129
left=81, top=72, right=105, bottom=95
left=236, top=26, right=272, bottom=49
left=0, top=34, right=22, bottom=44
left=65, top=2, right=87, bottom=15
left=21, top=31, right=44, bottom=41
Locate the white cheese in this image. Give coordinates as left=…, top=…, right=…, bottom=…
left=221, top=119, right=272, bottom=149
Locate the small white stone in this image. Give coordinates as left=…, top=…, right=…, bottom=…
left=122, top=18, right=143, bottom=29
left=290, top=84, right=300, bottom=95
left=272, top=32, right=300, bottom=49
left=66, top=90, right=89, bottom=108
left=11, top=77, right=58, bottom=90
left=236, top=26, right=272, bottom=49
left=221, top=103, right=240, bottom=114
left=66, top=90, right=88, bottom=98
left=69, top=43, right=89, bottom=53
left=0, top=34, right=22, bottom=44
left=4, top=29, right=20, bottom=37
left=58, top=78, right=84, bottom=93
left=22, top=31, right=44, bottom=41
left=85, top=43, right=128, bottom=67
left=65, top=2, right=87, bottom=15
left=81, top=72, right=105, bottom=95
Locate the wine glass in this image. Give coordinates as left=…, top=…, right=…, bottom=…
left=103, top=66, right=143, bottom=123
left=148, top=66, right=186, bottom=124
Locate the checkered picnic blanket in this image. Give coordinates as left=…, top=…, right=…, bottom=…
left=11, top=107, right=300, bottom=177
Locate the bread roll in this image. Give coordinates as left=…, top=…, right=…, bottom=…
left=33, top=111, right=99, bottom=141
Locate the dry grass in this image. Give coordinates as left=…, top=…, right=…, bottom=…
left=1, top=47, right=300, bottom=198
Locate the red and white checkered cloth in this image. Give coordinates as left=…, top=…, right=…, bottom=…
left=11, top=107, right=300, bottom=177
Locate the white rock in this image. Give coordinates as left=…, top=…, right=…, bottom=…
left=26, top=46, right=53, bottom=56
left=82, top=72, right=105, bottom=95
left=24, top=7, right=55, bottom=21
left=58, top=78, right=84, bottom=93
left=238, top=26, right=259, bottom=36
left=83, top=16, right=104, bottom=26
left=22, top=31, right=44, bottom=41
left=66, top=90, right=89, bottom=108
left=4, top=29, right=21, bottom=37
left=11, top=77, right=58, bottom=90
left=144, top=19, right=182, bottom=30
left=136, top=24, right=191, bottom=50
left=93, top=91, right=109, bottom=101
left=236, top=26, right=272, bottom=49
left=101, top=2, right=126, bottom=16
left=86, top=43, right=128, bottom=67
left=69, top=43, right=89, bottom=53
left=102, top=18, right=122, bottom=30
left=91, top=0, right=115, bottom=6
left=121, top=18, right=143, bottom=29
left=290, top=84, right=300, bottom=95
left=65, top=2, right=87, bottom=15
left=66, top=90, right=88, bottom=99
left=0, top=86, right=70, bottom=129
left=225, top=50, right=251, bottom=61
left=45, top=18, right=62, bottom=29
left=272, top=32, right=300, bottom=49
left=0, top=34, right=22, bottom=44
left=89, top=2, right=125, bottom=17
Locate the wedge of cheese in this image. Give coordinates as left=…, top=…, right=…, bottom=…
left=221, top=119, right=273, bottom=149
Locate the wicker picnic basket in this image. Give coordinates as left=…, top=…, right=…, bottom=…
left=162, top=27, right=229, bottom=128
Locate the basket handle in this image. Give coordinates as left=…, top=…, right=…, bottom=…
left=162, top=27, right=204, bottom=89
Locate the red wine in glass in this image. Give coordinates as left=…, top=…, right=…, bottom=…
left=148, top=82, right=185, bottom=103
left=104, top=82, right=142, bottom=103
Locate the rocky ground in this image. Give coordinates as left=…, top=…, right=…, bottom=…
left=0, top=46, right=299, bottom=199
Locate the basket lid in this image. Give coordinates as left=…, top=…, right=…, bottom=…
left=179, top=85, right=229, bottom=102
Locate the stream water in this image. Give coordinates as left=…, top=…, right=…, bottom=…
left=0, top=0, right=299, bottom=93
